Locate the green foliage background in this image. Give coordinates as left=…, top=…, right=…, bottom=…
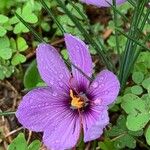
left=0, top=0, right=150, bottom=149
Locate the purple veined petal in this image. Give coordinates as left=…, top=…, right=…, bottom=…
left=16, top=87, right=69, bottom=132
left=82, top=105, right=109, bottom=142
left=64, top=34, right=93, bottom=92
left=87, top=70, right=120, bottom=106
left=36, top=43, right=71, bottom=96
left=43, top=110, right=81, bottom=150
left=80, top=0, right=126, bottom=7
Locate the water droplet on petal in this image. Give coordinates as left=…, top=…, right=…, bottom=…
left=101, top=83, right=104, bottom=87
left=58, top=82, right=63, bottom=87
left=59, top=74, right=63, bottom=79
left=99, top=77, right=104, bottom=82
left=45, top=102, right=49, bottom=106
left=55, top=140, right=59, bottom=143
left=50, top=80, right=54, bottom=85
left=76, top=45, right=80, bottom=52
left=101, top=114, right=106, bottom=120
left=104, top=90, right=109, bottom=95
left=52, top=92, right=57, bottom=97
left=94, top=99, right=102, bottom=105
left=92, top=82, right=99, bottom=88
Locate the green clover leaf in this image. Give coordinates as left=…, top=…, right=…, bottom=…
left=0, top=36, right=12, bottom=60
left=121, top=94, right=150, bottom=131
left=142, top=78, right=150, bottom=90
left=17, top=37, right=28, bottom=52
left=8, top=133, right=41, bottom=150
left=0, top=14, right=9, bottom=24
left=0, top=26, right=7, bottom=37
left=132, top=71, right=144, bottom=84
left=131, top=85, right=143, bottom=95
left=8, top=133, right=28, bottom=150
left=13, top=2, right=38, bottom=34
left=145, top=125, right=150, bottom=146
left=11, top=53, right=26, bottom=66
left=106, top=115, right=142, bottom=149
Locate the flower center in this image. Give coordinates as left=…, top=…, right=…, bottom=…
left=70, top=90, right=84, bottom=109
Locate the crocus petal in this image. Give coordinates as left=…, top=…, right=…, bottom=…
left=87, top=70, right=120, bottom=106
left=16, top=87, right=69, bottom=132
left=82, top=105, right=109, bottom=142
left=43, top=111, right=81, bottom=150
left=65, top=34, right=92, bottom=92
left=36, top=43, right=71, bottom=95
left=80, top=0, right=126, bottom=7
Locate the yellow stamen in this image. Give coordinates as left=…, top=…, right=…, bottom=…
left=70, top=90, right=84, bottom=109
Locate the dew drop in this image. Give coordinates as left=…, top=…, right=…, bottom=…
left=94, top=99, right=102, bottom=105
left=104, top=90, right=109, bottom=95
left=45, top=102, right=49, bottom=106
left=76, top=46, right=80, bottom=52
left=90, top=135, right=95, bottom=139
left=55, top=140, right=59, bottom=143
left=58, top=82, right=63, bottom=87
left=50, top=80, right=54, bottom=85
left=52, top=92, right=57, bottom=97
left=59, top=74, right=63, bottom=79
left=101, top=83, right=104, bottom=87
left=99, top=77, right=104, bottom=82
left=101, top=114, right=105, bottom=120
left=92, top=82, right=99, bottom=88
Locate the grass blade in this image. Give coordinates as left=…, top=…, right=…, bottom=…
left=117, top=29, right=150, bottom=51
left=15, top=13, right=46, bottom=43
left=39, top=0, right=66, bottom=34
left=68, top=0, right=88, bottom=22
left=119, top=0, right=148, bottom=88
left=0, top=111, right=16, bottom=116
left=112, top=0, right=120, bottom=64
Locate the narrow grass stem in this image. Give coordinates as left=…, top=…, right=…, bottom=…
left=0, top=111, right=16, bottom=116
left=112, top=0, right=120, bottom=66
left=119, top=0, right=147, bottom=89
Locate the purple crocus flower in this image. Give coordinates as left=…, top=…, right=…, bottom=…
left=80, top=0, right=126, bottom=7
left=16, top=34, right=120, bottom=150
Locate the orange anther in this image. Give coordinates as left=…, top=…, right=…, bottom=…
left=70, top=90, right=84, bottom=109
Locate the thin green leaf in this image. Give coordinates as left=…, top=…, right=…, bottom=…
left=39, top=0, right=65, bottom=34
left=68, top=0, right=88, bottom=22
left=15, top=13, right=46, bottom=43
left=112, top=0, right=120, bottom=64
left=107, top=1, right=129, bottom=22
left=128, top=0, right=150, bottom=24
left=0, top=111, right=16, bottom=116
left=119, top=0, right=148, bottom=89
left=117, top=29, right=150, bottom=51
